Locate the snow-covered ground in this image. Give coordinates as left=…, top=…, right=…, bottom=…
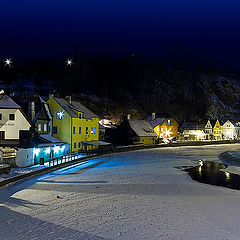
left=1, top=144, right=240, bottom=240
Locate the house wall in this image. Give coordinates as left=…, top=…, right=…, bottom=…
left=0, top=109, right=31, bottom=139
left=213, top=120, right=222, bottom=140
left=154, top=118, right=178, bottom=139
left=47, top=98, right=100, bottom=152
left=71, top=117, right=99, bottom=152
left=47, top=98, right=72, bottom=145
left=139, top=136, right=157, bottom=145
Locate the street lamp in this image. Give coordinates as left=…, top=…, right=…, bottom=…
left=66, top=58, right=73, bottom=66
left=4, top=58, right=12, bottom=67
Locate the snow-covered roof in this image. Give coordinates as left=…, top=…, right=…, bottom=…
left=128, top=120, right=158, bottom=137
left=54, top=98, right=98, bottom=119
left=0, top=94, right=21, bottom=109
left=40, top=134, right=63, bottom=143
left=148, top=118, right=167, bottom=128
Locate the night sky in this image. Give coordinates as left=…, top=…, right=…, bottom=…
left=1, top=0, right=240, bottom=65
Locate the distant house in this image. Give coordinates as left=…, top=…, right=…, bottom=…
left=47, top=97, right=100, bottom=152
left=204, top=120, right=213, bottom=140
left=120, top=119, right=158, bottom=145
left=212, top=119, right=223, bottom=140
left=12, top=94, right=52, bottom=135
left=181, top=121, right=205, bottom=140
left=0, top=92, right=38, bottom=148
left=148, top=113, right=178, bottom=139
left=222, top=120, right=240, bottom=140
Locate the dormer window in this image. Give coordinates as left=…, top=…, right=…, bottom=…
left=79, top=113, right=82, bottom=119
left=9, top=114, right=15, bottom=121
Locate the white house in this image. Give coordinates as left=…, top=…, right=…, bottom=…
left=0, top=93, right=32, bottom=146
left=222, top=120, right=240, bottom=140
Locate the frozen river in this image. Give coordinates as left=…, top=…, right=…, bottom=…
left=1, top=144, right=240, bottom=240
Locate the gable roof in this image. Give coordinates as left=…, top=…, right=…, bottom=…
left=148, top=118, right=166, bottom=128
left=54, top=98, right=98, bottom=119
left=0, top=94, right=21, bottom=109
left=128, top=120, right=158, bottom=137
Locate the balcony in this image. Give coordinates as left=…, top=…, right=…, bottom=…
left=0, top=139, right=20, bottom=146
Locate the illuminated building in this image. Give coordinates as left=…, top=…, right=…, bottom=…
left=47, top=97, right=100, bottom=152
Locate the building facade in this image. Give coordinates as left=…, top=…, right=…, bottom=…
left=222, top=120, right=240, bottom=140
left=47, top=97, right=100, bottom=152
left=148, top=116, right=178, bottom=139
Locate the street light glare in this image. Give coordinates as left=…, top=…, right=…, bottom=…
left=5, top=58, right=12, bottom=66
left=66, top=58, right=73, bottom=66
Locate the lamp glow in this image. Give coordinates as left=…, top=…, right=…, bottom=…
left=5, top=58, right=12, bottom=66
left=33, top=148, right=40, bottom=156
left=66, top=58, right=73, bottom=66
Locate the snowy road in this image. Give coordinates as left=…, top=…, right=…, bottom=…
left=1, top=144, right=240, bottom=240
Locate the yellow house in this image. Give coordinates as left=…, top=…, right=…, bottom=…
left=47, top=97, right=100, bottom=152
left=212, top=119, right=222, bottom=140
left=125, top=120, right=158, bottom=145
left=148, top=117, right=179, bottom=139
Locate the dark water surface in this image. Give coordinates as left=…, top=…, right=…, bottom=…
left=184, top=161, right=240, bottom=190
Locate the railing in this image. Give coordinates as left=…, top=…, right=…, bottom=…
left=48, top=152, right=85, bottom=167
left=0, top=139, right=20, bottom=146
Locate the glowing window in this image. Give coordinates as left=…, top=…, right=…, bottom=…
left=38, top=124, right=41, bottom=131
left=91, top=127, right=93, bottom=134
left=44, top=124, right=47, bottom=132
left=168, top=120, right=170, bottom=125
left=94, top=127, right=96, bottom=134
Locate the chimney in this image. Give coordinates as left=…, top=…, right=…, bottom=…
left=66, top=95, right=72, bottom=104
left=152, top=112, right=156, bottom=120
left=49, top=93, right=54, bottom=99
left=127, top=114, right=131, bottom=120
left=28, top=101, right=35, bottom=120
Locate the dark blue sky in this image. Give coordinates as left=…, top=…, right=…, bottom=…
left=1, top=0, right=240, bottom=65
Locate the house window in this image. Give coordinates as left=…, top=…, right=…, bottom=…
left=44, top=124, right=47, bottom=132
left=78, top=142, right=81, bottom=148
left=79, top=113, right=82, bottom=119
left=91, top=127, right=93, bottom=134
left=161, top=128, right=163, bottom=131
left=168, top=120, right=170, bottom=125
left=86, top=127, right=88, bottom=134
left=9, top=114, right=15, bottom=120
left=94, top=127, right=96, bottom=134
left=0, top=114, right=2, bottom=120
left=53, top=126, right=57, bottom=134
left=79, top=127, right=81, bottom=134
left=38, top=124, right=41, bottom=131
left=0, top=131, right=5, bottom=140
left=73, top=126, right=76, bottom=134
left=74, top=142, right=76, bottom=148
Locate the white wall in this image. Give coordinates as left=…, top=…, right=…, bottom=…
left=0, top=109, right=31, bottom=139
left=15, top=148, right=34, bottom=167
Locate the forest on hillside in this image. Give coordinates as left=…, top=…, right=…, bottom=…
left=1, top=55, right=240, bottom=124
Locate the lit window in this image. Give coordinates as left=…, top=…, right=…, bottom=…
left=79, top=127, right=81, bottom=134
left=73, top=126, right=76, bottom=134
left=74, top=142, right=76, bottom=148
left=91, top=127, right=93, bottom=134
left=38, top=124, right=41, bottom=131
left=157, top=128, right=159, bottom=131
left=94, top=127, right=96, bottom=134
left=168, top=120, right=170, bottom=125
left=86, top=127, right=88, bottom=134
left=161, top=128, right=163, bottom=131
left=44, top=124, right=47, bottom=132
left=9, top=114, right=15, bottom=120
